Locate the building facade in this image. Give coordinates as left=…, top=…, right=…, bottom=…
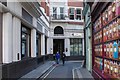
left=49, top=0, right=84, bottom=58
left=0, top=0, right=51, bottom=78
left=83, top=1, right=92, bottom=71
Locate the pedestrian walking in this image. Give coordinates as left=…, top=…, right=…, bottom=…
left=55, top=51, right=60, bottom=64
left=61, top=52, right=66, bottom=66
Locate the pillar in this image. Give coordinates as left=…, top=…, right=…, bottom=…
left=3, top=12, right=13, bottom=63
left=65, top=38, right=70, bottom=56
left=41, top=34, right=45, bottom=55
left=82, top=38, right=84, bottom=56
left=13, top=17, right=21, bottom=61
left=47, top=38, right=50, bottom=54
left=50, top=38, right=53, bottom=54
left=31, top=29, right=37, bottom=57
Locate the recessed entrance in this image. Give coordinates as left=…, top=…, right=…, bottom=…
left=53, top=39, right=64, bottom=55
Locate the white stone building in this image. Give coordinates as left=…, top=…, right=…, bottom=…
left=49, top=0, right=84, bottom=57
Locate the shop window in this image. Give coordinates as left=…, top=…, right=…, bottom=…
left=76, top=9, right=82, bottom=20
left=70, top=38, right=83, bottom=56
left=21, top=25, right=31, bottom=59
left=45, top=37, right=47, bottom=54
left=53, top=7, right=57, bottom=19
left=69, top=8, right=74, bottom=20
left=36, top=33, right=41, bottom=57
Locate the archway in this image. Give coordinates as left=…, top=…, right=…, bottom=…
left=54, top=26, right=64, bottom=34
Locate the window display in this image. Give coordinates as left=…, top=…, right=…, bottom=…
left=93, top=1, right=120, bottom=79
left=70, top=38, right=83, bottom=56
left=21, top=26, right=31, bottom=59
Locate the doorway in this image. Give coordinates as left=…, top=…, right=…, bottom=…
left=53, top=39, right=64, bottom=55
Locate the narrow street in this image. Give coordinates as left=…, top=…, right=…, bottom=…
left=2, top=0, right=120, bottom=80
left=41, top=61, right=82, bottom=80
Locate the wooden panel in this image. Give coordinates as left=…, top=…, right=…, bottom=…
left=0, top=13, right=2, bottom=64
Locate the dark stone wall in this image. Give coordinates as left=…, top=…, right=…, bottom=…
left=2, top=54, right=83, bottom=79
left=2, top=54, right=52, bottom=79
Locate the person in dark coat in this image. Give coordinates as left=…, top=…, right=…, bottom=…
left=61, top=52, right=66, bottom=66
left=55, top=51, right=60, bottom=64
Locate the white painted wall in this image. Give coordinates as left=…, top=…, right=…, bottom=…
left=3, top=12, right=13, bottom=63
left=13, top=17, right=21, bottom=61
left=49, top=0, right=68, bottom=16
left=7, top=2, right=22, bottom=17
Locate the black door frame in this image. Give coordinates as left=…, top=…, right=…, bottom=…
left=53, top=39, right=64, bottom=55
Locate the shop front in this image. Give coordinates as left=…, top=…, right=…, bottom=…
left=21, top=25, right=31, bottom=59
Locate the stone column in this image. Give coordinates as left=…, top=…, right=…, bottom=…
left=47, top=38, right=50, bottom=54
left=65, top=38, right=70, bottom=56
left=31, top=29, right=37, bottom=57
left=13, top=17, right=21, bottom=61
left=31, top=17, right=37, bottom=57
left=3, top=12, right=13, bottom=63
left=41, top=34, right=45, bottom=55
left=82, top=38, right=84, bottom=56
left=50, top=38, right=53, bottom=54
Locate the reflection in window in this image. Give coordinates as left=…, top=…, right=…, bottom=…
left=21, top=26, right=31, bottom=59
left=22, top=33, right=27, bottom=58
left=70, top=38, right=83, bottom=56
left=76, top=9, right=82, bottom=20
left=60, top=7, right=64, bottom=19
left=69, top=8, right=74, bottom=20
left=36, top=33, right=41, bottom=57
left=53, top=7, right=57, bottom=19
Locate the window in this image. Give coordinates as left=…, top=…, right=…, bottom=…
left=70, top=39, right=83, bottom=56
left=21, top=25, right=31, bottom=59
left=45, top=37, right=47, bottom=54
left=36, top=33, right=41, bottom=57
left=60, top=7, right=64, bottom=19
left=69, top=8, right=74, bottom=20
left=22, top=8, right=33, bottom=24
left=54, top=26, right=64, bottom=34
left=76, top=9, right=82, bottom=20
left=53, top=7, right=57, bottom=19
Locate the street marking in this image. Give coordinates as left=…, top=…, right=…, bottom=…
left=67, top=60, right=84, bottom=63
left=72, top=68, right=75, bottom=80
left=42, top=66, right=56, bottom=80
left=41, top=64, right=53, bottom=75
